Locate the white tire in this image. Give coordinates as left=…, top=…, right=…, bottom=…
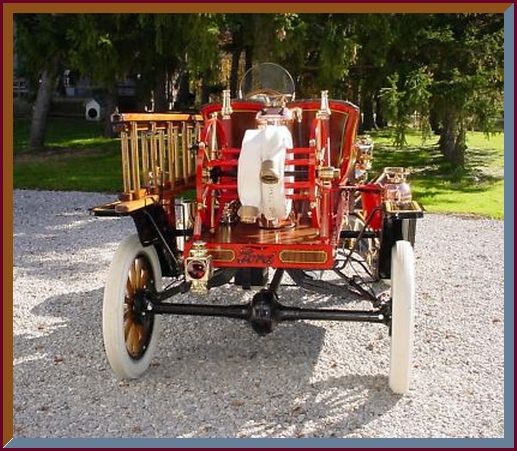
left=389, top=240, right=415, bottom=394
left=103, top=234, right=162, bottom=379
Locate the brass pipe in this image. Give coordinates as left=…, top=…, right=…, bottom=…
left=210, top=120, right=217, bottom=160
left=141, top=133, right=149, bottom=187
left=150, top=122, right=158, bottom=189
left=130, top=122, right=141, bottom=198
left=167, top=122, right=175, bottom=189
left=186, top=122, right=192, bottom=182
left=173, top=126, right=180, bottom=181
left=158, top=129, right=165, bottom=188
left=121, top=131, right=130, bottom=194
left=182, top=122, right=188, bottom=184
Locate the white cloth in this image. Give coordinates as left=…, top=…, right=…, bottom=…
left=237, top=125, right=293, bottom=222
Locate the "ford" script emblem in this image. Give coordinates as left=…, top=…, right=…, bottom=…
left=236, top=247, right=275, bottom=265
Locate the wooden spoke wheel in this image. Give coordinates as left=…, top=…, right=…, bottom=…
left=103, top=235, right=162, bottom=379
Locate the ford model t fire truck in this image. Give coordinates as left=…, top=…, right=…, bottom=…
left=93, top=63, right=424, bottom=394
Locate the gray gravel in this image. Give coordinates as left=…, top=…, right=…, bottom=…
left=12, top=189, right=506, bottom=440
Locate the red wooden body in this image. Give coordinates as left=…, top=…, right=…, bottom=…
left=183, top=98, right=383, bottom=270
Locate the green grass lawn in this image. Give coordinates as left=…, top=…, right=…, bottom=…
left=13, top=117, right=117, bottom=154
left=370, top=130, right=505, bottom=219
left=13, top=118, right=123, bottom=193
left=13, top=149, right=123, bottom=193
left=12, top=118, right=505, bottom=219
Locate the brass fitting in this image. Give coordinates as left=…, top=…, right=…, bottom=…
left=318, top=166, right=340, bottom=181
left=185, top=241, right=213, bottom=295
left=221, top=90, right=233, bottom=119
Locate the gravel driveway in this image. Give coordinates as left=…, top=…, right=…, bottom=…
left=11, top=190, right=507, bottom=443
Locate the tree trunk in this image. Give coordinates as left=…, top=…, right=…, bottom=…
left=153, top=68, right=168, bottom=112
left=229, top=26, right=243, bottom=98
left=349, top=70, right=360, bottom=111
left=439, top=112, right=466, bottom=167
left=245, top=46, right=253, bottom=73
left=452, top=128, right=466, bottom=167
left=374, top=92, right=387, bottom=128
left=240, top=46, right=253, bottom=96
left=103, top=84, right=118, bottom=138
left=360, top=91, right=375, bottom=132
left=252, top=15, right=271, bottom=62
left=439, top=115, right=454, bottom=160
left=429, top=106, right=441, bottom=135
left=28, top=60, right=59, bottom=151
left=230, top=48, right=241, bottom=98
left=200, top=72, right=211, bottom=105
left=175, top=71, right=192, bottom=110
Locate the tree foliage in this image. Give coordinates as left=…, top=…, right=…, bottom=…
left=14, top=12, right=504, bottom=166
left=381, top=13, right=504, bottom=166
left=380, top=67, right=433, bottom=147
left=15, top=13, right=73, bottom=149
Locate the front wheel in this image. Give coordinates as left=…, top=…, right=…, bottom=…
left=103, top=234, right=162, bottom=379
left=389, top=240, right=416, bottom=394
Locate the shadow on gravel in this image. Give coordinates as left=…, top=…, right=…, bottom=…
left=13, top=214, right=130, bottom=280
left=13, top=286, right=399, bottom=439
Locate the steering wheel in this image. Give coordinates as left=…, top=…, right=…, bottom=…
left=245, top=88, right=286, bottom=104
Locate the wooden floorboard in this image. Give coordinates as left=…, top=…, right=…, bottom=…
left=201, top=221, right=322, bottom=246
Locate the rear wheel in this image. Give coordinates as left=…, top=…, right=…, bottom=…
left=103, top=235, right=162, bottom=379
left=389, top=240, right=415, bottom=394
